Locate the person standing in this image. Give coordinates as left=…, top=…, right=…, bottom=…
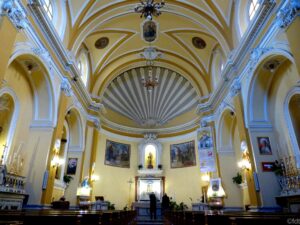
left=149, top=192, right=157, bottom=220
left=161, top=193, right=170, bottom=216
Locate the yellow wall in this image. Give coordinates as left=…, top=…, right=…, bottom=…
left=92, top=132, right=138, bottom=210
left=92, top=131, right=210, bottom=209
left=162, top=137, right=205, bottom=207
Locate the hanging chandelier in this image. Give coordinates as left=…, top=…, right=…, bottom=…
left=134, top=0, right=165, bottom=20
left=140, top=47, right=162, bottom=92
left=141, top=62, right=158, bottom=92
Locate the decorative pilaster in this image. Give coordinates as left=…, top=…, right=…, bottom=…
left=232, top=90, right=261, bottom=206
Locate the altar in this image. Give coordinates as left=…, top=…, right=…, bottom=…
left=135, top=177, right=165, bottom=201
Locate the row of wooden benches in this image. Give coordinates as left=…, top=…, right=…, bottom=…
left=164, top=210, right=300, bottom=225
left=0, top=209, right=136, bottom=225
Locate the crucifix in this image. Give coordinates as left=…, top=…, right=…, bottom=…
left=1, top=144, right=8, bottom=165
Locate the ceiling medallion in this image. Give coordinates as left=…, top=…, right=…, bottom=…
left=95, top=37, right=109, bottom=49
left=134, top=0, right=165, bottom=20
left=192, top=37, right=206, bottom=49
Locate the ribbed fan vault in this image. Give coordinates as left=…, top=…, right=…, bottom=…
left=102, top=67, right=199, bottom=127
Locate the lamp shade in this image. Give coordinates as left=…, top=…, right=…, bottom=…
left=207, top=178, right=226, bottom=198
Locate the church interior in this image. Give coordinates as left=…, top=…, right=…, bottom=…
left=0, top=0, right=300, bottom=224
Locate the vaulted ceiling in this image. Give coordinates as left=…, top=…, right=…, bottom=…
left=66, top=0, right=235, bottom=134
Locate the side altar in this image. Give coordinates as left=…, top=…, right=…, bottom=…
left=0, top=165, right=27, bottom=210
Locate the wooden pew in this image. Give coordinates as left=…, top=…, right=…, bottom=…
left=0, top=209, right=136, bottom=225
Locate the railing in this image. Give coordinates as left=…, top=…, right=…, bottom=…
left=276, top=156, right=300, bottom=196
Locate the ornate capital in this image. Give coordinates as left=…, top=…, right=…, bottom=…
left=32, top=47, right=52, bottom=71
left=230, top=79, right=241, bottom=97
left=276, top=0, right=300, bottom=29
left=200, top=120, right=208, bottom=128
left=60, top=77, right=72, bottom=97
left=248, top=47, right=272, bottom=74
left=144, top=133, right=157, bottom=141
left=1, top=0, right=28, bottom=30
left=139, top=47, right=163, bottom=60
left=87, top=115, right=101, bottom=129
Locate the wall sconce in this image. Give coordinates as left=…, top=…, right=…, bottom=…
left=51, top=155, right=64, bottom=167
left=238, top=159, right=251, bottom=170
left=91, top=174, right=99, bottom=182
left=201, top=173, right=210, bottom=182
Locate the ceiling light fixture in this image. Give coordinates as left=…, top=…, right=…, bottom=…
left=134, top=0, right=165, bottom=20
left=141, top=58, right=158, bottom=92
left=140, top=47, right=161, bottom=92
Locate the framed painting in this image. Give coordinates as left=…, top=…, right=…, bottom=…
left=170, top=141, right=196, bottom=168
left=261, top=162, right=275, bottom=172
left=105, top=140, right=130, bottom=168
left=66, top=158, right=78, bottom=175
left=143, top=20, right=157, bottom=42
left=257, top=137, right=272, bottom=155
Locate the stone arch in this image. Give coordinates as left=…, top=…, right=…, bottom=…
left=245, top=50, right=294, bottom=128
left=8, top=50, right=57, bottom=128
left=0, top=87, right=19, bottom=163
left=217, top=107, right=237, bottom=154
left=65, top=107, right=85, bottom=152
left=216, top=107, right=243, bottom=208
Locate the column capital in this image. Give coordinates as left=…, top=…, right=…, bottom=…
left=276, top=0, right=300, bottom=29
left=230, top=79, right=241, bottom=97
left=1, top=0, right=28, bottom=30
left=60, top=77, right=72, bottom=97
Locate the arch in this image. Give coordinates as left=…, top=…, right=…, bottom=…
left=8, top=48, right=57, bottom=128
left=284, top=87, right=300, bottom=160
left=245, top=49, right=294, bottom=128
left=216, top=107, right=237, bottom=154
left=138, top=138, right=162, bottom=169
left=65, top=107, right=85, bottom=152
left=0, top=87, right=19, bottom=163
left=92, top=51, right=209, bottom=98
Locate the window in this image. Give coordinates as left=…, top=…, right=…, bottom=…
left=77, top=51, right=89, bottom=87
left=77, top=60, right=82, bottom=73
left=43, top=0, right=53, bottom=20
left=249, top=0, right=260, bottom=21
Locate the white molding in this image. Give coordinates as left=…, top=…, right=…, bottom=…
left=283, top=86, right=300, bottom=157
left=100, top=128, right=142, bottom=143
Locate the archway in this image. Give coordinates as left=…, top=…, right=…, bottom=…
left=217, top=108, right=243, bottom=208
left=0, top=91, right=17, bottom=164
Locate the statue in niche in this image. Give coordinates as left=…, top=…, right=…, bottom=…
left=147, top=152, right=154, bottom=169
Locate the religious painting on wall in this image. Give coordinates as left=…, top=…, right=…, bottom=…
left=105, top=140, right=130, bottom=168
left=257, top=137, right=272, bottom=155
left=66, top=158, right=78, bottom=175
left=143, top=20, right=157, bottom=42
left=197, top=127, right=216, bottom=172
left=170, top=141, right=196, bottom=168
